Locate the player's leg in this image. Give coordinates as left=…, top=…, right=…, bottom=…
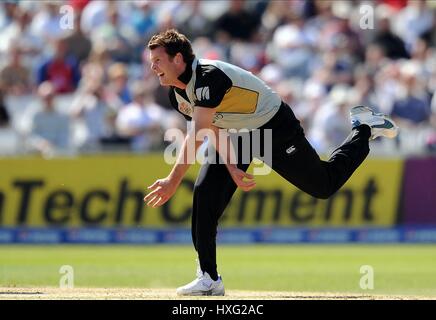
left=192, top=158, right=250, bottom=279
left=261, top=103, right=374, bottom=199
left=177, top=151, right=250, bottom=296
left=270, top=124, right=371, bottom=199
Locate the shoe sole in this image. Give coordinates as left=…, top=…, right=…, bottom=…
left=177, top=289, right=225, bottom=296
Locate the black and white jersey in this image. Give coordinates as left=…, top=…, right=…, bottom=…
left=169, top=58, right=281, bottom=129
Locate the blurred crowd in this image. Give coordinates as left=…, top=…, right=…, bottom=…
left=0, top=0, right=435, bottom=158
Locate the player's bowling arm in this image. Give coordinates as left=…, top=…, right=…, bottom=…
left=144, top=107, right=217, bottom=207
left=167, top=106, right=216, bottom=181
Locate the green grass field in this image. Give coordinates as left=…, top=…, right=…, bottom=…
left=1, top=245, right=436, bottom=298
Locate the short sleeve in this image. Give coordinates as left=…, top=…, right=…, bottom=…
left=194, top=65, right=232, bottom=108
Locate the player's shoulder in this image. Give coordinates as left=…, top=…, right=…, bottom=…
left=194, top=59, right=232, bottom=88
left=196, top=59, right=227, bottom=78
left=191, top=59, right=232, bottom=107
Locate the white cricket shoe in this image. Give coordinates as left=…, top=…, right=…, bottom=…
left=176, top=270, right=225, bottom=296
left=350, top=106, right=399, bottom=140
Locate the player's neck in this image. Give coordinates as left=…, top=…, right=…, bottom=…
left=173, top=61, right=192, bottom=90
left=172, top=79, right=187, bottom=90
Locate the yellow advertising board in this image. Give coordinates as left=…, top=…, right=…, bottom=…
left=0, top=155, right=403, bottom=227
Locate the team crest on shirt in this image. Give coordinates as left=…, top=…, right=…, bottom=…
left=178, top=102, right=193, bottom=116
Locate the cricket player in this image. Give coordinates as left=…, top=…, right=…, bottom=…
left=143, top=29, right=398, bottom=296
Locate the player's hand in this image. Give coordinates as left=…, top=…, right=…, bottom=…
left=227, top=166, right=256, bottom=192
left=144, top=177, right=179, bottom=207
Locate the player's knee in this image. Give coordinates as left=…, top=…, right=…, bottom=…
left=308, top=187, right=336, bottom=200
left=193, top=182, right=202, bottom=193
left=193, top=182, right=211, bottom=197
left=314, top=192, right=333, bottom=200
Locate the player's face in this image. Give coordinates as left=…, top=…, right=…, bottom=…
left=149, top=47, right=180, bottom=86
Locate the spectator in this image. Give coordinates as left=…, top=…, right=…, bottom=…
left=349, top=67, right=380, bottom=112
left=0, top=1, right=434, bottom=156
left=80, top=0, right=133, bottom=35
left=64, top=12, right=92, bottom=65
left=80, top=42, right=113, bottom=86
left=410, top=35, right=435, bottom=81
left=0, top=1, right=19, bottom=30
left=28, top=81, right=70, bottom=157
left=70, top=80, right=112, bottom=151
left=0, top=84, right=22, bottom=155
left=153, top=1, right=188, bottom=34
left=364, top=43, right=389, bottom=76
left=131, top=0, right=158, bottom=39
left=129, top=0, right=159, bottom=63
left=260, top=0, right=292, bottom=39
left=314, top=49, right=354, bottom=90
left=318, top=16, right=362, bottom=62
left=80, top=0, right=108, bottom=33
left=116, top=80, right=165, bottom=152
left=0, top=87, right=10, bottom=126
left=68, top=0, right=91, bottom=14
left=98, top=108, right=131, bottom=151
left=391, top=62, right=432, bottom=127
left=292, top=79, right=326, bottom=131
left=392, top=0, right=434, bottom=51
left=379, top=0, right=408, bottom=12
left=308, top=85, right=353, bottom=153
left=305, top=0, right=338, bottom=41
left=411, top=36, right=430, bottom=63
left=372, top=13, right=409, bottom=60
left=191, top=36, right=226, bottom=61
left=228, top=40, right=266, bottom=73
left=90, top=5, right=135, bottom=63
left=105, top=63, right=132, bottom=110
left=431, top=92, right=436, bottom=127
left=36, top=37, right=81, bottom=94
left=214, top=0, right=261, bottom=43
left=258, top=63, right=285, bottom=89
left=0, top=8, right=43, bottom=61
left=0, top=45, right=32, bottom=95
left=30, top=2, right=68, bottom=45
left=421, top=9, right=436, bottom=48
left=174, top=0, right=213, bottom=40
left=270, top=14, right=314, bottom=78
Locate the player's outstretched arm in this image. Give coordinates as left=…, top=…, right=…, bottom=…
left=144, top=107, right=216, bottom=207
